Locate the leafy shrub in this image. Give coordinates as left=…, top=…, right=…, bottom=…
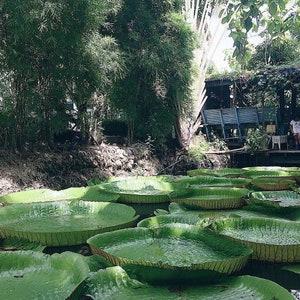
left=244, top=126, right=269, bottom=152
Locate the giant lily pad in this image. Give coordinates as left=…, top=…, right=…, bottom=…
left=137, top=214, right=201, bottom=228
left=210, top=217, right=300, bottom=262
left=0, top=237, right=46, bottom=252
left=243, top=169, right=298, bottom=179
left=248, top=190, right=300, bottom=208
left=0, top=250, right=89, bottom=300
left=281, top=264, right=300, bottom=274
left=87, top=224, right=253, bottom=283
left=174, top=175, right=251, bottom=188
left=243, top=166, right=300, bottom=172
left=100, top=178, right=177, bottom=203
left=251, top=177, right=296, bottom=191
left=187, top=168, right=246, bottom=177
left=0, top=201, right=139, bottom=246
left=71, top=266, right=294, bottom=300
left=170, top=187, right=249, bottom=210
left=0, top=186, right=119, bottom=205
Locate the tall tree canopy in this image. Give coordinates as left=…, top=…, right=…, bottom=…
left=108, top=0, right=195, bottom=147
left=0, top=0, right=298, bottom=151
left=0, top=0, right=123, bottom=150
left=247, top=37, right=300, bottom=70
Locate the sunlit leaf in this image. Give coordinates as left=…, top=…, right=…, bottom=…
left=0, top=251, right=89, bottom=300
left=88, top=224, right=253, bottom=283
left=211, top=217, right=300, bottom=262
left=0, top=201, right=138, bottom=246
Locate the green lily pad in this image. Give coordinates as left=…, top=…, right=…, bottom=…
left=210, top=217, right=300, bottom=262
left=243, top=169, right=297, bottom=179
left=165, top=202, right=297, bottom=222
left=0, top=186, right=119, bottom=205
left=248, top=191, right=300, bottom=208
left=88, top=224, right=253, bottom=283
left=243, top=166, right=300, bottom=172
left=187, top=168, right=246, bottom=177
left=0, top=250, right=89, bottom=300
left=0, top=237, right=46, bottom=252
left=174, top=175, right=251, bottom=188
left=103, top=175, right=178, bottom=183
left=100, top=178, right=176, bottom=203
left=72, top=266, right=294, bottom=300
left=251, top=177, right=296, bottom=191
left=170, top=187, right=249, bottom=210
left=281, top=264, right=300, bottom=274
left=0, top=201, right=139, bottom=246
left=137, top=214, right=201, bottom=228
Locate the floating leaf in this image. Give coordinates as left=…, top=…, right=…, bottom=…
left=100, top=178, right=176, bottom=203
left=0, top=251, right=89, bottom=300
left=244, top=169, right=298, bottom=179
left=0, top=237, right=46, bottom=252
left=170, top=187, right=249, bottom=210
left=187, top=168, right=246, bottom=177
left=281, top=264, right=300, bottom=274
left=211, top=217, right=300, bottom=262
left=88, top=224, right=252, bottom=283
left=251, top=177, right=296, bottom=191
left=72, top=266, right=294, bottom=300
left=248, top=191, right=300, bottom=208
left=137, top=214, right=200, bottom=228
left=0, top=201, right=139, bottom=246
left=0, top=186, right=119, bottom=205
left=174, top=175, right=251, bottom=188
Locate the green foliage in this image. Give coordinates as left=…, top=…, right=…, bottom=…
left=109, top=1, right=195, bottom=145
left=184, top=134, right=228, bottom=167
left=247, top=37, right=300, bottom=70
left=244, top=126, right=270, bottom=152
left=0, top=0, right=124, bottom=150
left=220, top=0, right=296, bottom=66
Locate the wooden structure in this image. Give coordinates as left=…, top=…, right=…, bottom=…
left=201, top=107, right=279, bottom=143
left=204, top=66, right=300, bottom=139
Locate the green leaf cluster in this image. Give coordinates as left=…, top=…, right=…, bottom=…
left=108, top=1, right=195, bottom=145
left=0, top=0, right=124, bottom=150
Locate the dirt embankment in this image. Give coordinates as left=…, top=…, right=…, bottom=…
left=0, top=143, right=228, bottom=197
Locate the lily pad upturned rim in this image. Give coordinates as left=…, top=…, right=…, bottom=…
left=100, top=178, right=176, bottom=204
left=210, top=217, right=300, bottom=262
left=174, top=175, right=251, bottom=188
left=187, top=168, right=246, bottom=177
left=137, top=214, right=201, bottom=228
left=0, top=186, right=119, bottom=205
left=74, top=266, right=294, bottom=300
left=0, top=200, right=139, bottom=246
left=0, top=250, right=89, bottom=300
left=87, top=224, right=253, bottom=278
left=243, top=169, right=298, bottom=179
left=170, top=187, right=249, bottom=210
left=251, top=177, right=296, bottom=191
left=248, top=190, right=300, bottom=208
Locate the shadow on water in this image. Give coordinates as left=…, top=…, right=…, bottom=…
left=238, top=260, right=300, bottom=291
